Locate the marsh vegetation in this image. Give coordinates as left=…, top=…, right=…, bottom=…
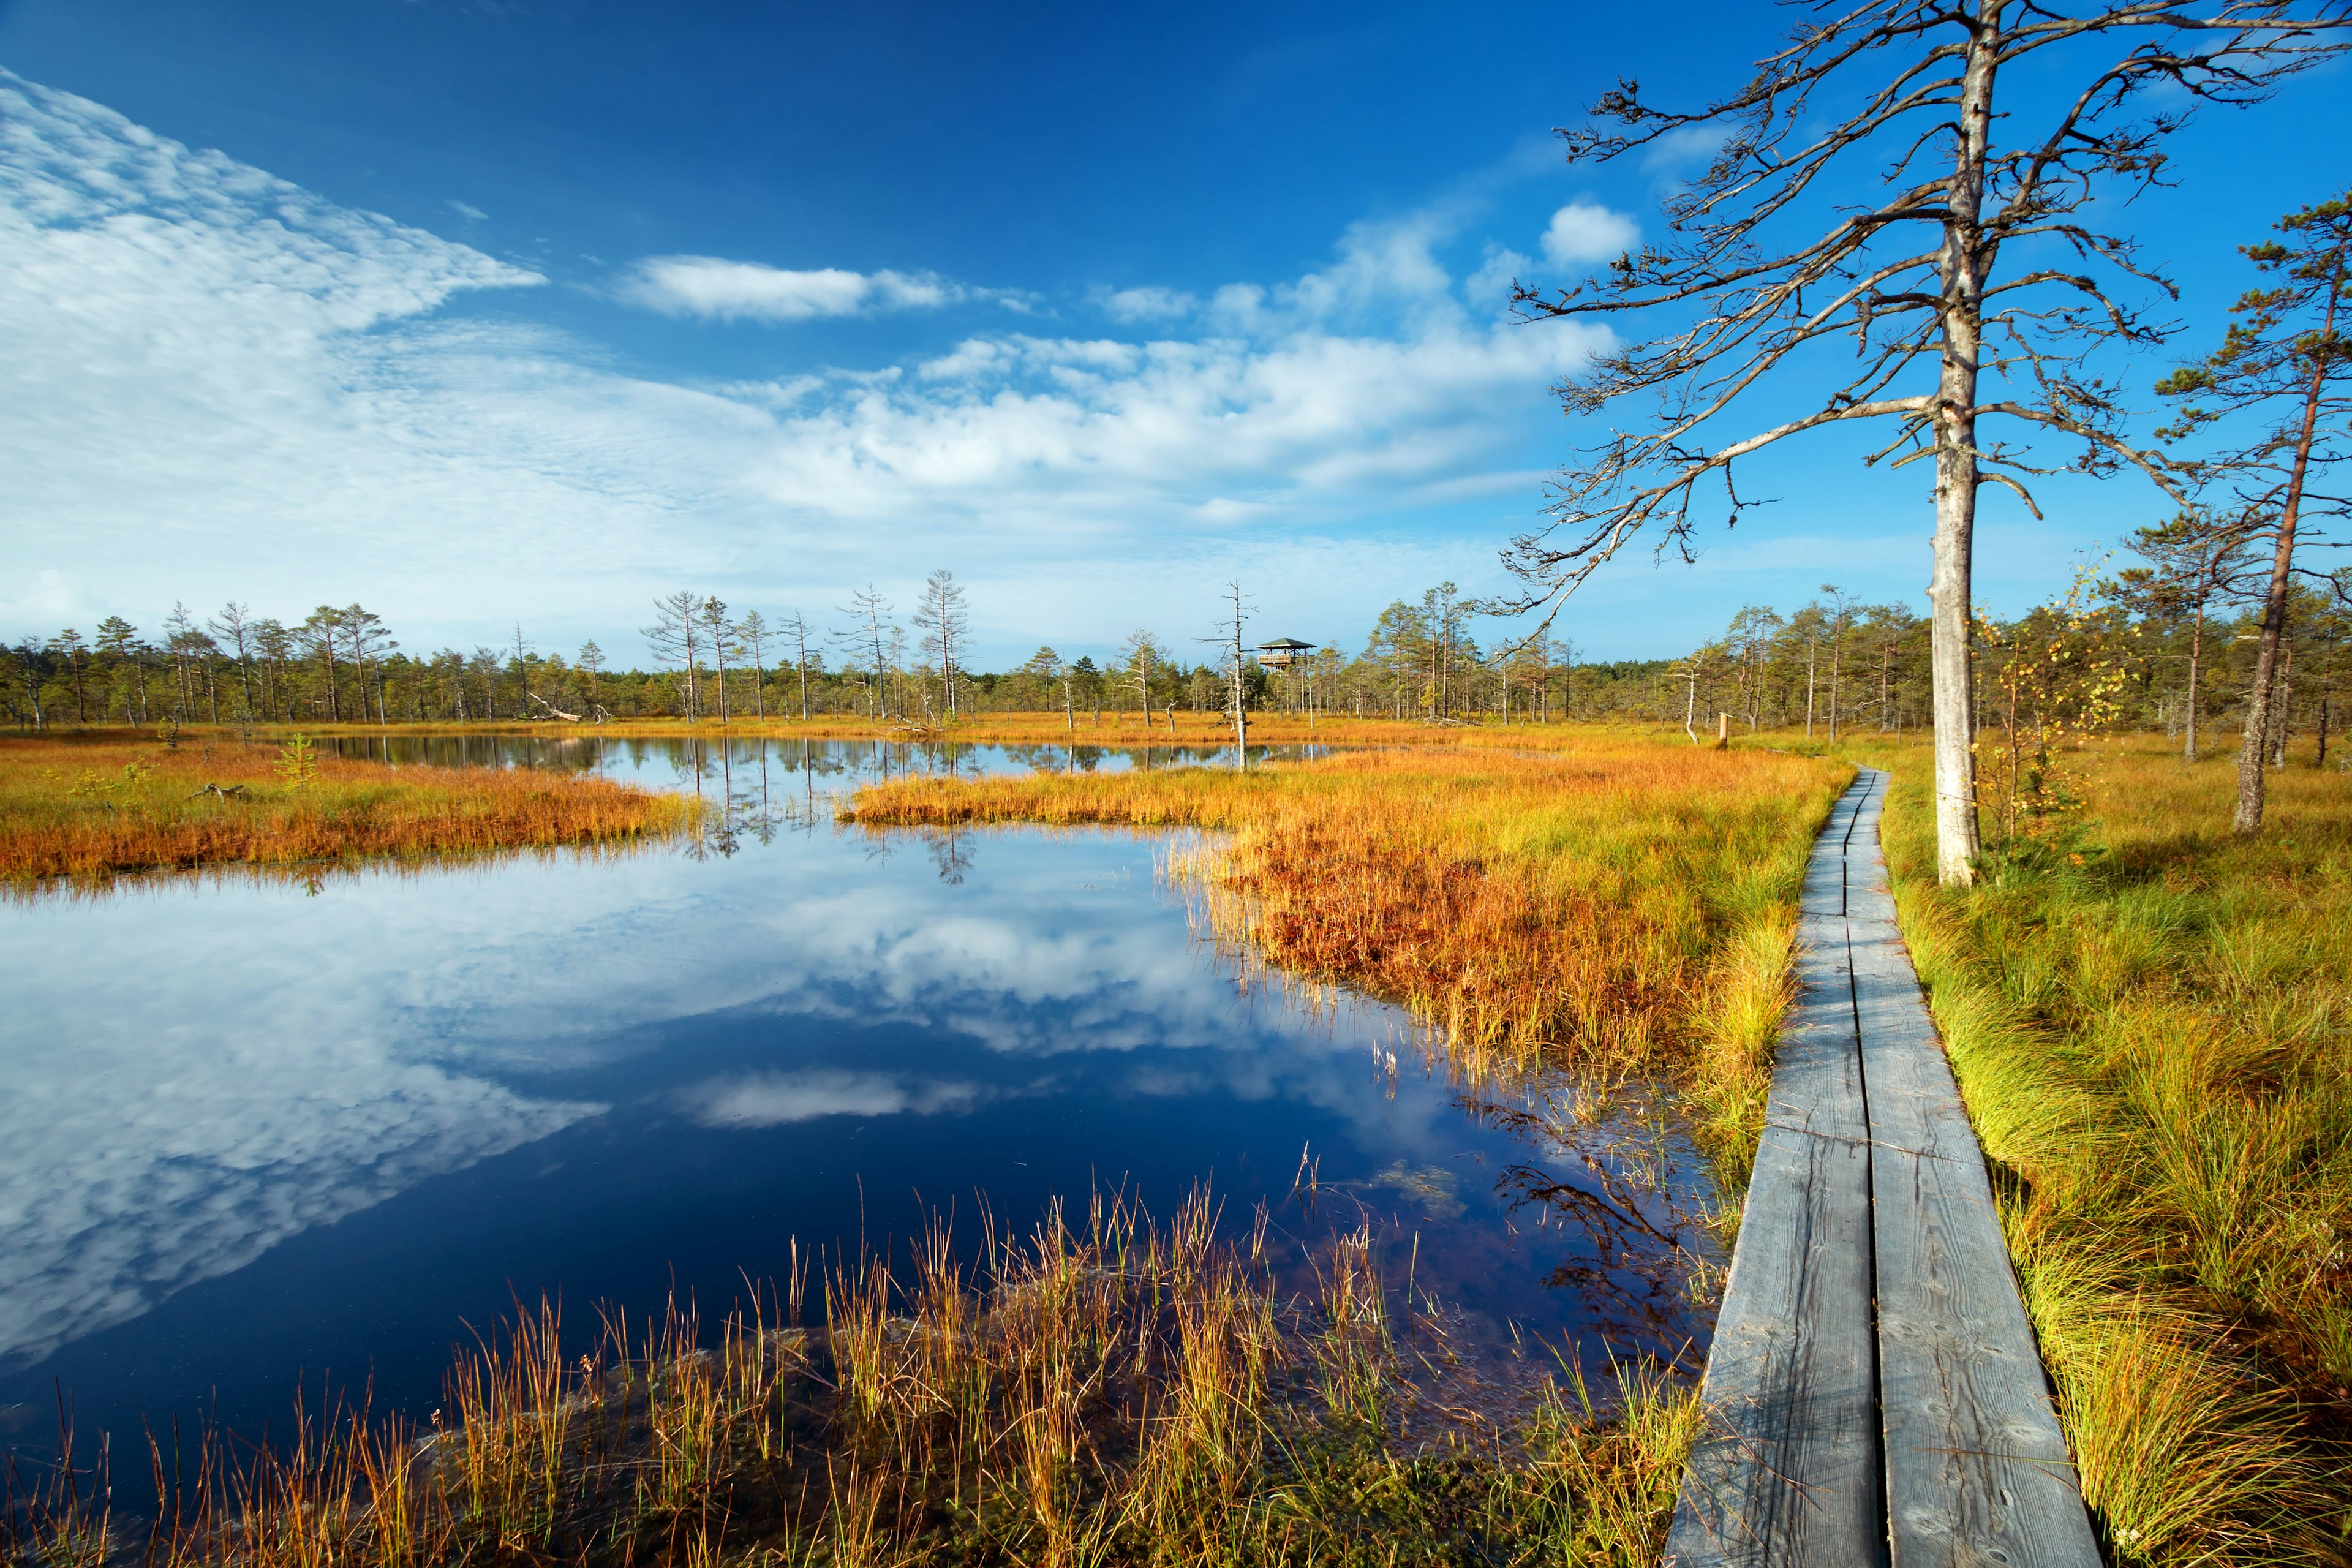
left=845, top=734, right=1848, bottom=1188
left=1868, top=738, right=2352, bottom=1564
left=0, top=733, right=699, bottom=882
left=6, top=1194, right=1703, bottom=1568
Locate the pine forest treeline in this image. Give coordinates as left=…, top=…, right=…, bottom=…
left=5, top=552, right=2346, bottom=752
left=1, top=578, right=1691, bottom=731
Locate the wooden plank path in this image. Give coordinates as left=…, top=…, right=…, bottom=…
left=1664, top=768, right=2101, bottom=1568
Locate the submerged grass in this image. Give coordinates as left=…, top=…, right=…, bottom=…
left=2, top=1194, right=1699, bottom=1568
left=1864, top=735, right=2352, bottom=1564
left=0, top=734, right=699, bottom=881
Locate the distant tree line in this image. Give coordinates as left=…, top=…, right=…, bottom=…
left=0, top=565, right=1702, bottom=733
left=17, top=541, right=2343, bottom=749
left=1672, top=537, right=2351, bottom=770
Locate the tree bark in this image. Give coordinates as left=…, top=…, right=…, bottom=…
left=1804, top=641, right=1817, bottom=739
left=2184, top=606, right=2204, bottom=763
left=2234, top=293, right=2333, bottom=830
left=2268, top=644, right=2294, bottom=768
left=1926, top=2, right=1996, bottom=886
left=1827, top=626, right=1842, bottom=744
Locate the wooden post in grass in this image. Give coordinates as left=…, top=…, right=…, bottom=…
left=1716, top=712, right=1730, bottom=749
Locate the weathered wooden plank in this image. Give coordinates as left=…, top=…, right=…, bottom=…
left=1871, top=1144, right=2096, bottom=1568
left=1764, top=925, right=1865, bottom=1145
left=1664, top=1129, right=1882, bottom=1567
left=1845, top=769, right=2101, bottom=1568
left=1846, top=922, right=1978, bottom=1170
left=1667, top=772, right=1883, bottom=1568
left=1798, top=770, right=1864, bottom=919
left=1798, top=858, right=1848, bottom=920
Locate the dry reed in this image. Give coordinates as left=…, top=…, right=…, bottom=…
left=0, top=1193, right=1698, bottom=1568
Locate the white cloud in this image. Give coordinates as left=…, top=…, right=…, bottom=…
left=447, top=198, right=487, bottom=221
left=623, top=255, right=955, bottom=323
left=0, top=68, right=1608, bottom=659
left=1541, top=202, right=1638, bottom=266
left=1098, top=285, right=1196, bottom=323
left=679, top=1069, right=989, bottom=1127
left=1467, top=246, right=1531, bottom=306
left=0, top=973, right=597, bottom=1370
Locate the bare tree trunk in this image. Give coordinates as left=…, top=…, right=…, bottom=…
left=1925, top=4, right=1996, bottom=886
left=1827, top=628, right=1842, bottom=743
left=1229, top=584, right=1249, bottom=767
left=2234, top=352, right=2328, bottom=829
left=2185, top=606, right=2204, bottom=763
left=1804, top=641, right=1817, bottom=739
left=2269, top=644, right=2294, bottom=767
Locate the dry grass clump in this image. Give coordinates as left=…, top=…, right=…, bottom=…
left=1870, top=736, right=2352, bottom=1564
left=844, top=736, right=1847, bottom=1177
left=1, top=1194, right=1699, bottom=1568
left=0, top=734, right=697, bottom=882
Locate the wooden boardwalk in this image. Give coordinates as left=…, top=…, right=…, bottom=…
left=1664, top=769, right=2101, bottom=1568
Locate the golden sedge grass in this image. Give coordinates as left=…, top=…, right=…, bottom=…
left=1858, top=731, right=2352, bottom=1566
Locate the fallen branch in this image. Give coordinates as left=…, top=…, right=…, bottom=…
left=187, top=783, right=247, bottom=801
left=529, top=693, right=586, bottom=722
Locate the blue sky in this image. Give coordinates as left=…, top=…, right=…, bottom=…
left=1, top=1, right=2345, bottom=670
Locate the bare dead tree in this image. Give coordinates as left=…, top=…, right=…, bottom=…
left=208, top=603, right=257, bottom=721
left=780, top=610, right=815, bottom=720
left=698, top=596, right=734, bottom=723
left=1120, top=628, right=1162, bottom=729
left=735, top=609, right=770, bottom=720
left=1199, top=582, right=1254, bottom=767
left=1506, top=1, right=2348, bottom=884
left=510, top=620, right=533, bottom=718
left=643, top=590, right=703, bottom=720
left=916, top=570, right=970, bottom=719
left=839, top=586, right=894, bottom=720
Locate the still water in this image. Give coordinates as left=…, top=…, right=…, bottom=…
left=0, top=738, right=1719, bottom=1461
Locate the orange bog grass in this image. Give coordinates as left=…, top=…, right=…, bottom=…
left=0, top=733, right=698, bottom=881
left=845, top=735, right=1850, bottom=1136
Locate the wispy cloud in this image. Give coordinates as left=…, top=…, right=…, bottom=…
left=447, top=198, right=488, bottom=221
left=622, top=255, right=956, bottom=323
left=678, top=1069, right=989, bottom=1127
left=1095, top=284, right=1197, bottom=323
left=0, top=67, right=1607, bottom=657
